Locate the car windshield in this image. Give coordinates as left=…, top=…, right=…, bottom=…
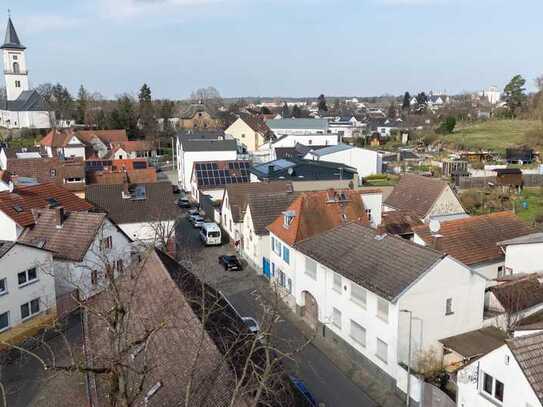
left=244, top=319, right=257, bottom=329
left=225, top=256, right=236, bottom=262
left=208, top=231, right=220, bottom=237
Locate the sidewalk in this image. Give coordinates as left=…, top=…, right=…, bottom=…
left=254, top=276, right=405, bottom=407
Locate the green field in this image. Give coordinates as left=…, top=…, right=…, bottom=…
left=439, top=120, right=542, bottom=152
left=516, top=187, right=543, bottom=224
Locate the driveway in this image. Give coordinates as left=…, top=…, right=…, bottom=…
left=176, top=212, right=378, bottom=407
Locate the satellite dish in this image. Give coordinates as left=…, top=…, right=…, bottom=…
left=429, top=219, right=441, bottom=234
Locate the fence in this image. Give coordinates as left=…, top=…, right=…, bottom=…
left=422, top=382, right=455, bottom=407
left=56, top=290, right=80, bottom=319
left=456, top=174, right=543, bottom=189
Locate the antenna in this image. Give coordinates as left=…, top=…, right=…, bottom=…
left=429, top=219, right=441, bottom=234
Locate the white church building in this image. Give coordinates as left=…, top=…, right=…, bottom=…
left=0, top=17, right=53, bottom=129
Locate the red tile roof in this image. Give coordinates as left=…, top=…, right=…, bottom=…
left=0, top=183, right=93, bottom=227
left=76, top=129, right=128, bottom=144
left=111, top=140, right=153, bottom=152
left=413, top=211, right=536, bottom=265
left=40, top=130, right=74, bottom=148
left=267, top=189, right=369, bottom=246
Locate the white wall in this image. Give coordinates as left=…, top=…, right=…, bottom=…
left=269, top=233, right=297, bottom=308
left=54, top=219, right=133, bottom=299
left=271, top=133, right=338, bottom=148
left=360, top=192, right=382, bottom=227
left=0, top=244, right=55, bottom=332
left=0, top=211, right=22, bottom=241
left=457, top=345, right=542, bottom=407
left=397, top=256, right=486, bottom=365
left=241, top=205, right=270, bottom=271
left=504, top=243, right=543, bottom=275
left=293, top=248, right=399, bottom=378
left=425, top=186, right=466, bottom=223
left=119, top=220, right=175, bottom=243
left=306, top=147, right=383, bottom=178
left=3, top=48, right=29, bottom=101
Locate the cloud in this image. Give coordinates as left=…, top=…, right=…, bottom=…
left=17, top=15, right=84, bottom=33
left=376, top=0, right=448, bottom=5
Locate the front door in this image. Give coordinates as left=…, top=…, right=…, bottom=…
left=262, top=257, right=271, bottom=279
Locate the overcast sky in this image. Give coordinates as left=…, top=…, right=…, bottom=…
left=4, top=0, right=543, bottom=99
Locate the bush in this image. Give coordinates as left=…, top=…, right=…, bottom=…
left=436, top=116, right=456, bottom=134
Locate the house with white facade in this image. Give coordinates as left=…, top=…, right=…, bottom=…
left=85, top=181, right=181, bottom=243
left=241, top=191, right=297, bottom=273
left=413, top=211, right=536, bottom=283
left=39, top=130, right=86, bottom=160
left=266, top=189, right=382, bottom=308
left=220, top=181, right=294, bottom=243
left=266, top=118, right=329, bottom=136
left=271, top=133, right=338, bottom=149
left=291, top=222, right=486, bottom=404
left=384, top=174, right=467, bottom=223
left=304, top=144, right=383, bottom=178
left=0, top=240, right=56, bottom=344
left=0, top=183, right=93, bottom=241
left=176, top=138, right=238, bottom=192
left=0, top=17, right=53, bottom=129
left=19, top=207, right=132, bottom=299
left=498, top=232, right=543, bottom=275
left=189, top=160, right=251, bottom=203
left=456, top=331, right=543, bottom=407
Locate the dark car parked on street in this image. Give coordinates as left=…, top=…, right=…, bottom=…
left=218, top=255, right=243, bottom=271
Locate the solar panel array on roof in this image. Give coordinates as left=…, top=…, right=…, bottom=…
left=195, top=162, right=250, bottom=188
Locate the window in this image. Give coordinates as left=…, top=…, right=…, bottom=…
left=350, top=320, right=366, bottom=347
left=278, top=271, right=286, bottom=288
left=273, top=238, right=282, bottom=256
left=494, top=379, right=504, bottom=402
left=12, top=62, right=20, bottom=73
left=0, top=312, right=9, bottom=332
left=333, top=273, right=342, bottom=293
left=376, top=338, right=388, bottom=363
left=18, top=268, right=38, bottom=286
left=305, top=257, right=317, bottom=280
left=351, top=284, right=367, bottom=308
left=0, top=278, right=6, bottom=295
left=100, top=236, right=112, bottom=252
left=49, top=169, right=57, bottom=177
left=282, top=246, right=290, bottom=264
left=21, top=298, right=40, bottom=320
left=377, top=298, right=389, bottom=322
left=365, top=209, right=372, bottom=222
left=445, top=298, right=454, bottom=315
left=481, top=372, right=504, bottom=403
left=15, top=80, right=21, bottom=88
left=332, top=307, right=342, bottom=329
left=497, top=265, right=504, bottom=277
left=91, top=270, right=98, bottom=285
left=116, top=260, right=124, bottom=273
left=287, top=278, right=292, bottom=294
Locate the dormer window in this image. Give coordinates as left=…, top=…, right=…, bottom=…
left=283, top=210, right=295, bottom=228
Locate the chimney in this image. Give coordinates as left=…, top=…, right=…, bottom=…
left=55, top=206, right=65, bottom=228
left=121, top=170, right=130, bottom=199
left=432, top=234, right=443, bottom=251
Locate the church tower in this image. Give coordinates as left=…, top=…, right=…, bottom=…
left=1, top=17, right=29, bottom=101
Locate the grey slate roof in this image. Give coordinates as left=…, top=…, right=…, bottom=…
left=181, top=139, right=237, bottom=152
left=307, top=143, right=352, bottom=157
left=266, top=118, right=328, bottom=131
left=498, top=232, right=543, bottom=247
left=4, top=90, right=48, bottom=112
left=1, top=18, right=25, bottom=50
left=439, top=327, right=506, bottom=359
left=295, top=222, right=444, bottom=301
left=0, top=240, right=16, bottom=259
left=508, top=331, right=543, bottom=403
left=251, top=157, right=357, bottom=181
left=247, top=191, right=298, bottom=235
left=85, top=182, right=181, bottom=225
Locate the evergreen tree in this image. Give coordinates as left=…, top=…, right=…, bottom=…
left=76, top=85, right=89, bottom=124
left=317, top=94, right=328, bottom=112
left=109, top=95, right=138, bottom=137
left=281, top=102, right=290, bottom=118
left=504, top=74, right=527, bottom=118
left=291, top=104, right=302, bottom=118
left=415, top=92, right=429, bottom=113
left=387, top=101, right=397, bottom=118
left=159, top=99, right=176, bottom=137
left=138, top=83, right=158, bottom=141
left=402, top=92, right=411, bottom=111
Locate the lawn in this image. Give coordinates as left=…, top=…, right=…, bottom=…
left=516, top=187, right=543, bottom=224
left=439, top=119, right=541, bottom=152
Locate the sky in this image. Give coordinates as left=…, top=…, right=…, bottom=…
left=4, top=0, right=543, bottom=99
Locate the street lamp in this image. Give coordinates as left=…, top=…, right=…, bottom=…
left=400, top=309, right=413, bottom=407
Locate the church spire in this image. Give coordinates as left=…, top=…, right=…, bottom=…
left=1, top=17, right=25, bottom=50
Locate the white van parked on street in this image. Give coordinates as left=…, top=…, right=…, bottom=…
left=200, top=222, right=222, bottom=246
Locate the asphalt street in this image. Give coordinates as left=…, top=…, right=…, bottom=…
left=176, top=211, right=377, bottom=407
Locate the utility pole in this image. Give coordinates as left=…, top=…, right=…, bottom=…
left=401, top=309, right=413, bottom=407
